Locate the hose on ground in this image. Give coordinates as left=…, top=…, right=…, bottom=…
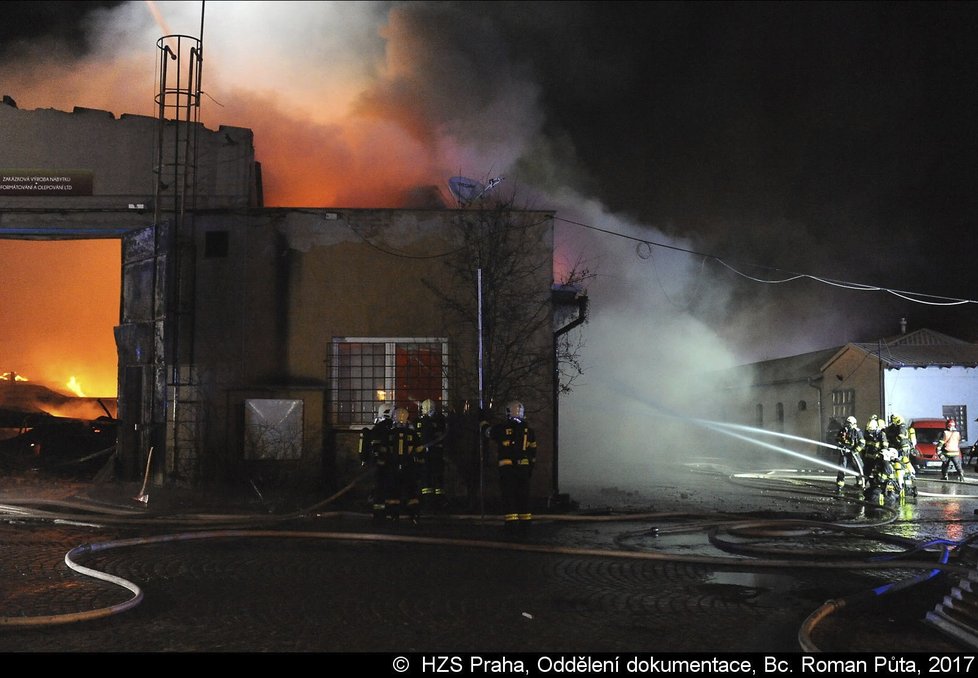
left=2, top=464, right=976, bottom=652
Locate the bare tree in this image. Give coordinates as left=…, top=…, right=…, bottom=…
left=426, top=194, right=592, bottom=413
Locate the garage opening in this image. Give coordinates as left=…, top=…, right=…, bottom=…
left=0, top=238, right=121, bottom=478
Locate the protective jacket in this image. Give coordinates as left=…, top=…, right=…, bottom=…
left=886, top=422, right=916, bottom=457
left=939, top=428, right=962, bottom=456
left=377, top=421, right=423, bottom=520
left=416, top=410, right=448, bottom=506
left=485, top=415, right=537, bottom=525
left=863, top=427, right=888, bottom=458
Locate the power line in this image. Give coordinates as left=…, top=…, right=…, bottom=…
left=555, top=215, right=977, bottom=307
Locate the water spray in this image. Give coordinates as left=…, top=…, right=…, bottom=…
left=699, top=419, right=840, bottom=453
left=697, top=422, right=856, bottom=477
left=640, top=399, right=856, bottom=477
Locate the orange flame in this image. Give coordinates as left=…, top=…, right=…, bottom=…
left=66, top=376, right=86, bottom=398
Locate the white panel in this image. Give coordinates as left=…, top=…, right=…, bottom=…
left=244, top=399, right=303, bottom=460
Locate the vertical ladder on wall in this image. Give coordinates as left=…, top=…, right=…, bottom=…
left=154, top=30, right=204, bottom=480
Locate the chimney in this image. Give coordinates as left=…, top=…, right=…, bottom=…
left=900, top=317, right=908, bottom=334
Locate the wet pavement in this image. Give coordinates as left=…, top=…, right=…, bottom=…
left=2, top=457, right=978, bottom=654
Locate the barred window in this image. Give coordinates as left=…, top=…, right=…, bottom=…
left=330, top=337, right=448, bottom=427
left=831, top=389, right=855, bottom=420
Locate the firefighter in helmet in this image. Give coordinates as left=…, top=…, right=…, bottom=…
left=361, top=403, right=394, bottom=520
left=885, top=413, right=918, bottom=498
left=483, top=400, right=537, bottom=531
left=938, top=417, right=964, bottom=481
left=862, top=416, right=887, bottom=485
left=862, top=415, right=896, bottom=504
left=378, top=406, right=423, bottom=524
left=416, top=398, right=449, bottom=511
left=834, top=416, right=866, bottom=495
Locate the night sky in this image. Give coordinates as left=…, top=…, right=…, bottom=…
left=3, top=2, right=978, bottom=486
left=490, top=2, right=978, bottom=346
left=4, top=2, right=977, bottom=348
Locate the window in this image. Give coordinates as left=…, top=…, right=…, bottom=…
left=798, top=400, right=807, bottom=412
left=755, top=403, right=763, bottom=428
left=776, top=402, right=785, bottom=431
left=830, top=389, right=855, bottom=420
left=330, top=337, right=448, bottom=426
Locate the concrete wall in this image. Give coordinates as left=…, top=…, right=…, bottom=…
left=189, top=208, right=556, bottom=504
left=821, top=348, right=884, bottom=435
left=0, top=101, right=557, bottom=506
left=885, top=366, right=978, bottom=442
left=0, top=99, right=257, bottom=217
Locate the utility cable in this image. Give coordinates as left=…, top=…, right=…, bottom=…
left=555, top=215, right=978, bottom=307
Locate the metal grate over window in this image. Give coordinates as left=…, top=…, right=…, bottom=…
left=330, top=337, right=448, bottom=427
left=831, top=389, right=855, bottom=420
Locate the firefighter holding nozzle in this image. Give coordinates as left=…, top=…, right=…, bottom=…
left=835, top=415, right=866, bottom=495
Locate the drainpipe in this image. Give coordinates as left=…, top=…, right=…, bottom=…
left=552, top=291, right=588, bottom=505
left=808, top=376, right=823, bottom=445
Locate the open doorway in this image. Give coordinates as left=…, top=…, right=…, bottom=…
left=0, top=238, right=121, bottom=477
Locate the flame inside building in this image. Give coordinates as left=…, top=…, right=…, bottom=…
left=0, top=239, right=121, bottom=400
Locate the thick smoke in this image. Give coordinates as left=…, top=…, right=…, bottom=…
left=1, top=2, right=818, bottom=493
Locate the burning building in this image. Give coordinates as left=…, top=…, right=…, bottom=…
left=0, top=35, right=560, bottom=505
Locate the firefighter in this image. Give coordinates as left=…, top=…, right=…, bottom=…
left=362, top=403, right=394, bottom=521
left=868, top=448, right=901, bottom=506
left=861, top=415, right=888, bottom=496
left=886, top=413, right=918, bottom=498
left=938, top=417, right=964, bottom=481
left=835, top=416, right=866, bottom=495
left=378, top=407, right=423, bottom=524
left=483, top=400, right=537, bottom=531
left=416, top=398, right=449, bottom=511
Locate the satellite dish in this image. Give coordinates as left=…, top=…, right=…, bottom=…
left=447, top=175, right=504, bottom=206
left=448, top=176, right=484, bottom=205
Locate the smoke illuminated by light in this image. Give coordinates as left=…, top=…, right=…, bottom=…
left=0, top=1, right=760, bottom=493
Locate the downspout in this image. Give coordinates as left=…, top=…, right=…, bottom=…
left=552, top=294, right=589, bottom=504
left=808, top=376, right=823, bottom=444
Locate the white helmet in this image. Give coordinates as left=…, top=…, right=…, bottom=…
left=866, top=418, right=879, bottom=432
left=421, top=399, right=436, bottom=416
left=846, top=416, right=857, bottom=426
left=377, top=403, right=392, bottom=421
left=506, top=401, right=525, bottom=420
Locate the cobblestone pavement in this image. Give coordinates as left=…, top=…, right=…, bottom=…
left=1, top=460, right=977, bottom=654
